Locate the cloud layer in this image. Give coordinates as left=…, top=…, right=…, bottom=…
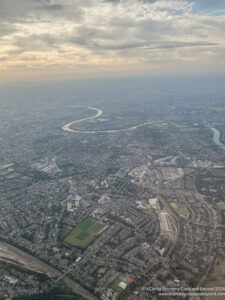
left=0, top=0, right=225, bottom=80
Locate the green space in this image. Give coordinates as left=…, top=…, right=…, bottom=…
left=216, top=202, right=225, bottom=210
left=183, top=168, right=194, bottom=175
left=170, top=203, right=179, bottom=210
left=76, top=231, right=89, bottom=240
left=179, top=127, right=199, bottom=132
left=171, top=122, right=190, bottom=129
left=60, top=225, right=74, bottom=240
left=0, top=169, right=10, bottom=176
left=64, top=217, right=105, bottom=248
left=6, top=172, right=21, bottom=179
left=198, top=169, right=225, bottom=182
left=202, top=177, right=225, bottom=182
left=148, top=122, right=168, bottom=130
left=170, top=203, right=189, bottom=217
left=196, top=169, right=225, bottom=195
left=20, top=176, right=30, bottom=181
left=211, top=168, right=225, bottom=176
left=111, top=279, right=125, bottom=293
left=68, top=167, right=75, bottom=172
left=204, top=257, right=225, bottom=300
left=141, top=208, right=153, bottom=215
left=0, top=168, right=32, bottom=182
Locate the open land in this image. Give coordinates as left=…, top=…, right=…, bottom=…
left=64, top=217, right=105, bottom=248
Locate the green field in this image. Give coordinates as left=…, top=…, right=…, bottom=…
left=198, top=169, right=225, bottom=184
left=148, top=122, right=168, bottom=130
left=0, top=169, right=10, bottom=176
left=202, top=177, right=225, bottom=182
left=20, top=176, right=30, bottom=181
left=60, top=225, right=74, bottom=240
left=0, top=169, right=32, bottom=182
left=170, top=202, right=179, bottom=210
left=216, top=202, right=225, bottom=210
left=184, top=168, right=194, bottom=175
left=170, top=203, right=189, bottom=217
left=171, top=122, right=190, bottom=129
left=6, top=172, right=21, bottom=179
left=141, top=208, right=153, bottom=215
left=211, top=168, right=225, bottom=176
left=64, top=217, right=105, bottom=248
left=112, top=279, right=125, bottom=293
left=179, top=127, right=199, bottom=132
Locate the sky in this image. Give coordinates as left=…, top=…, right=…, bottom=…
left=0, top=0, right=225, bottom=81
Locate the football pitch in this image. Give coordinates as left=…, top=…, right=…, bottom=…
left=64, top=217, right=105, bottom=248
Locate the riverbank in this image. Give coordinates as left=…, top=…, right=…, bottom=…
left=206, top=124, right=225, bottom=150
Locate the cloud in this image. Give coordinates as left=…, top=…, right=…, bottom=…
left=0, top=23, right=16, bottom=37
left=103, top=0, right=158, bottom=3
left=38, top=4, right=64, bottom=11
left=144, top=41, right=218, bottom=49
left=0, top=0, right=225, bottom=79
left=195, top=0, right=225, bottom=9
left=0, top=0, right=65, bottom=20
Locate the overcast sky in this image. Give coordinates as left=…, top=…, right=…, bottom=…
left=0, top=0, right=225, bottom=81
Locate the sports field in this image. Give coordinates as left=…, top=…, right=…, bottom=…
left=64, top=217, right=105, bottom=248
left=170, top=203, right=189, bottom=217
left=216, top=202, right=225, bottom=210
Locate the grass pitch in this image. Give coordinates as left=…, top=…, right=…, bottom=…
left=141, top=208, right=153, bottom=215
left=217, top=202, right=225, bottom=210
left=112, top=279, right=124, bottom=293
left=170, top=203, right=189, bottom=217
left=64, top=217, right=105, bottom=248
left=183, top=168, right=194, bottom=175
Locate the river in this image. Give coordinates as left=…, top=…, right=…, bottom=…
left=207, top=125, right=225, bottom=150
left=62, top=106, right=153, bottom=133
